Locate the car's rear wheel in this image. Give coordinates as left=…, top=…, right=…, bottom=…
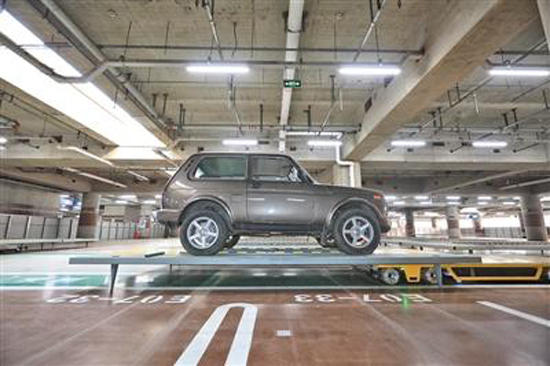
left=225, top=235, right=240, bottom=249
left=180, top=209, right=228, bottom=256
left=333, top=209, right=380, bottom=255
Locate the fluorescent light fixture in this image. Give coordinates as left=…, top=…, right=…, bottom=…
left=478, top=201, right=489, bottom=205
left=142, top=199, right=156, bottom=205
left=541, top=196, right=550, bottom=202
left=390, top=140, right=426, bottom=147
left=392, top=201, right=406, bottom=206
left=187, top=64, right=249, bottom=74
left=414, top=196, right=429, bottom=200
left=155, top=194, right=162, bottom=199
left=119, top=194, right=137, bottom=200
left=286, top=131, right=343, bottom=138
left=307, top=140, right=343, bottom=147
left=57, top=146, right=114, bottom=166
left=502, top=201, right=516, bottom=205
left=0, top=136, right=7, bottom=144
left=446, top=196, right=461, bottom=200
left=62, top=167, right=127, bottom=188
left=419, top=201, right=432, bottom=205
left=512, top=196, right=521, bottom=200
left=448, top=201, right=460, bottom=205
left=222, top=139, right=258, bottom=146
left=339, top=65, right=401, bottom=76
left=385, top=195, right=397, bottom=200
left=478, top=196, right=492, bottom=200
left=472, top=141, right=508, bottom=148
left=0, top=146, right=5, bottom=151
left=489, top=68, right=550, bottom=77
left=127, top=170, right=150, bottom=182
left=461, top=208, right=479, bottom=213
left=115, top=200, right=128, bottom=204
left=0, top=11, right=163, bottom=147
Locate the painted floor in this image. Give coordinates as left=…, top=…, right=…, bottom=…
left=1, top=238, right=549, bottom=365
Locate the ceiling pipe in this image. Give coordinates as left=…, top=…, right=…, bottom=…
left=427, top=170, right=530, bottom=194
left=34, top=0, right=169, bottom=141
left=201, top=0, right=224, bottom=61
left=335, top=145, right=357, bottom=188
left=278, top=0, right=305, bottom=153
left=352, top=0, right=387, bottom=62
left=62, top=167, right=127, bottom=188
left=499, top=177, right=550, bottom=191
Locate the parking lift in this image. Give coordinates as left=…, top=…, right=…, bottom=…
left=69, top=253, right=482, bottom=295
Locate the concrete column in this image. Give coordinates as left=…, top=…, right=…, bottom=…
left=77, top=193, right=101, bottom=239
left=332, top=162, right=361, bottom=187
left=472, top=215, right=484, bottom=237
left=520, top=194, right=548, bottom=241
left=538, top=0, right=550, bottom=50
left=404, top=208, right=416, bottom=238
left=445, top=205, right=461, bottom=239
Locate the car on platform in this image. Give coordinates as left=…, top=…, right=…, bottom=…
left=157, top=152, right=390, bottom=256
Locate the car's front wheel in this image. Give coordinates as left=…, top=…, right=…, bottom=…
left=333, top=209, right=380, bottom=255
left=180, top=209, right=228, bottom=256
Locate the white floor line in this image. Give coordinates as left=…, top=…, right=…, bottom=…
left=477, top=301, right=550, bottom=328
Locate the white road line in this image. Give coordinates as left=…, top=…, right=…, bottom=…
left=174, top=303, right=257, bottom=366
left=477, top=301, right=550, bottom=328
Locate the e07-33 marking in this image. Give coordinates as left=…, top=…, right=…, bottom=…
left=293, top=293, right=433, bottom=304
left=46, top=294, right=192, bottom=304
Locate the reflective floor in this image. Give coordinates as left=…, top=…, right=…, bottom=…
left=1, top=239, right=549, bottom=365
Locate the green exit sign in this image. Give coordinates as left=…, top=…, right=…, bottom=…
left=284, top=79, right=302, bottom=88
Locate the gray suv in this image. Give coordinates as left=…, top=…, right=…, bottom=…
left=157, top=153, right=390, bottom=255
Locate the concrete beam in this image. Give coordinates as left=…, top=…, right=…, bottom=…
left=538, top=0, right=550, bottom=50
left=344, top=0, right=539, bottom=160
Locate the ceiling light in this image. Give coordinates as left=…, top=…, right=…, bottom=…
left=119, top=194, right=136, bottom=200
left=286, top=131, right=343, bottom=138
left=489, top=68, right=550, bottom=77
left=419, top=201, right=432, bottom=205
left=0, top=146, right=5, bottom=151
left=461, top=208, right=479, bottom=213
left=478, top=201, right=489, bottom=205
left=472, top=141, right=508, bottom=148
left=540, top=196, right=550, bottom=202
left=307, top=140, right=342, bottom=147
left=0, top=11, right=163, bottom=147
left=142, top=199, right=156, bottom=205
left=155, top=194, right=162, bottom=199
left=446, top=196, right=461, bottom=200
left=115, top=200, right=128, bottom=204
left=390, top=140, right=426, bottom=147
left=392, top=201, right=406, bottom=206
left=62, top=167, right=127, bottom=188
left=448, top=201, right=460, bottom=205
left=222, top=139, right=258, bottom=146
left=502, top=201, right=516, bottom=205
left=385, top=195, right=397, bottom=200
left=187, top=64, right=249, bottom=74
left=127, top=170, right=150, bottom=182
left=57, top=146, right=114, bottom=166
left=0, top=136, right=7, bottom=144
left=339, top=65, right=401, bottom=76
left=478, top=196, right=492, bottom=200
left=414, top=195, right=429, bottom=200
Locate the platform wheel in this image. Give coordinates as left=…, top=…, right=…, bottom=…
left=378, top=267, right=402, bottom=286
left=422, top=267, right=438, bottom=285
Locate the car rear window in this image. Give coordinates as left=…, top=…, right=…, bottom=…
left=193, top=156, right=246, bottom=179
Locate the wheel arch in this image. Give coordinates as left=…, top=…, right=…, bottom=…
left=178, top=197, right=233, bottom=229
left=326, top=198, right=382, bottom=229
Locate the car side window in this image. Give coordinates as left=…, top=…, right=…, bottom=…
left=250, top=156, right=303, bottom=183
left=193, top=156, right=246, bottom=180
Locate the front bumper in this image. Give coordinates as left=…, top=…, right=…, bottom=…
left=153, top=209, right=180, bottom=224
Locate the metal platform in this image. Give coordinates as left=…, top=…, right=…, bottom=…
left=384, top=238, right=550, bottom=254
left=69, top=253, right=482, bottom=294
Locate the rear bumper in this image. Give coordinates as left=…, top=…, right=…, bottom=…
left=153, top=209, right=180, bottom=224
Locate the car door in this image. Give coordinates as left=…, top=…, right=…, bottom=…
left=246, top=155, right=315, bottom=225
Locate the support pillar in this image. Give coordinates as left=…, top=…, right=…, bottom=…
left=77, top=193, right=101, bottom=239
left=332, top=162, right=361, bottom=187
left=404, top=208, right=416, bottom=238
left=472, top=215, right=484, bottom=237
left=445, top=205, right=461, bottom=240
left=520, top=194, right=548, bottom=241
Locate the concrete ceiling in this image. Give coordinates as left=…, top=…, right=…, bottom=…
left=1, top=0, right=549, bottom=202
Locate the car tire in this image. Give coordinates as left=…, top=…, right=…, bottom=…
left=180, top=209, right=228, bottom=256
left=333, top=208, right=380, bottom=255
left=225, top=235, right=240, bottom=249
